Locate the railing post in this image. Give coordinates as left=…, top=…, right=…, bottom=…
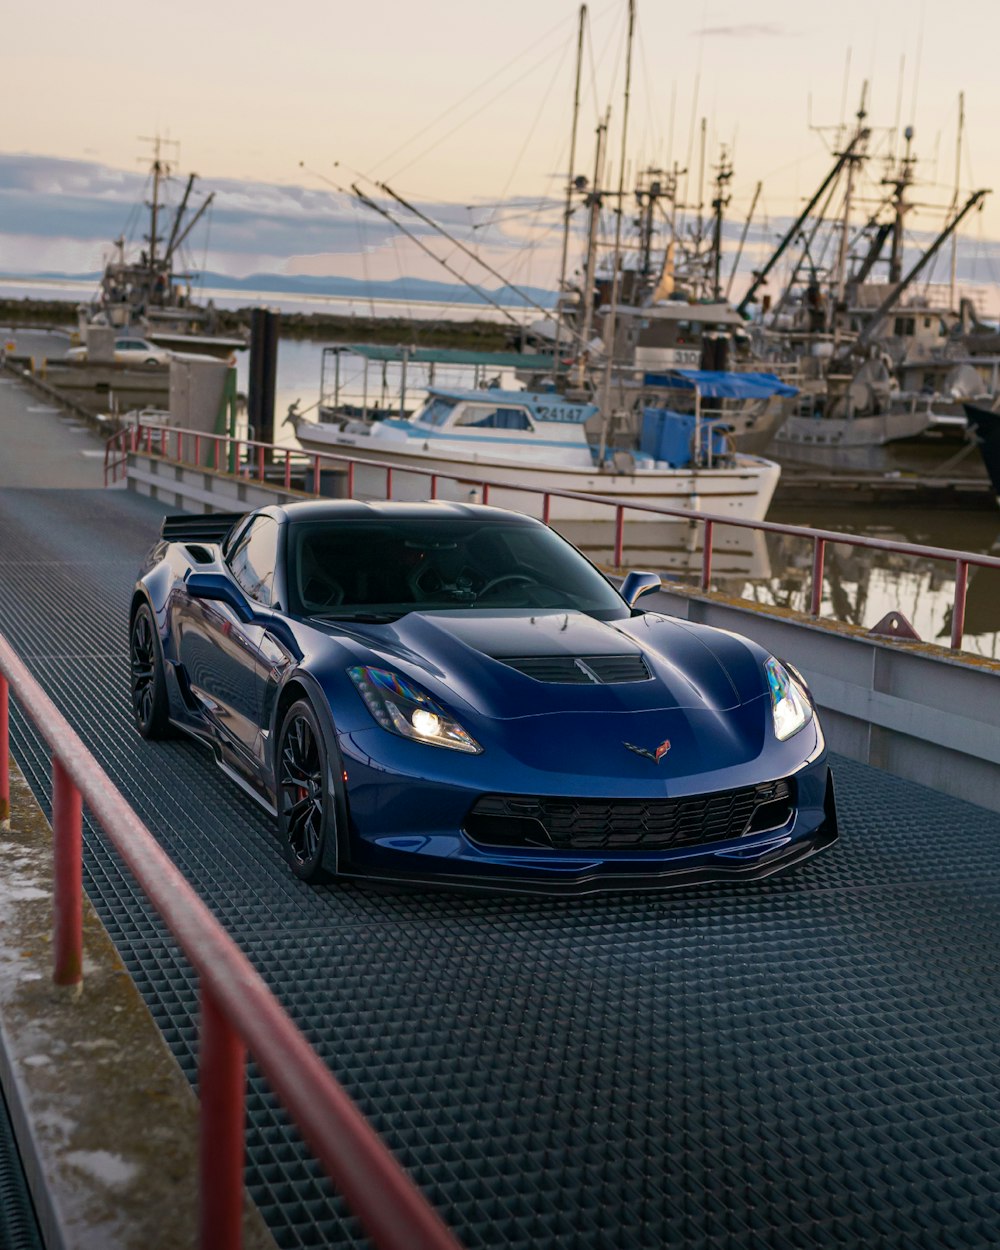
left=614, top=506, right=625, bottom=568
left=312, top=456, right=321, bottom=496
left=701, top=519, right=714, bottom=591
left=482, top=482, right=490, bottom=506
left=430, top=474, right=437, bottom=500
left=284, top=450, right=292, bottom=491
left=542, top=493, right=551, bottom=526
left=194, top=434, right=202, bottom=468
left=198, top=984, right=246, bottom=1250
left=0, top=673, right=9, bottom=831
left=257, top=444, right=265, bottom=483
left=51, top=757, right=83, bottom=986
left=810, top=538, right=826, bottom=617
left=386, top=466, right=393, bottom=500
left=214, top=438, right=221, bottom=473
left=951, top=558, right=969, bottom=650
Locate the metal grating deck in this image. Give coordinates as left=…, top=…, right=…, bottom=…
left=1, top=487, right=1000, bottom=1249
left=0, top=1080, right=43, bottom=1250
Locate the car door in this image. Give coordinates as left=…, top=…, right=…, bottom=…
left=175, top=516, right=281, bottom=759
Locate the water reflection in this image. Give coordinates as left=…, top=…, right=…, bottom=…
left=563, top=512, right=1000, bottom=661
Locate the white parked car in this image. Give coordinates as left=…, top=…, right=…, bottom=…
left=65, top=337, right=172, bottom=366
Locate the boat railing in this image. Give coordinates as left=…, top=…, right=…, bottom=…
left=105, top=421, right=1000, bottom=652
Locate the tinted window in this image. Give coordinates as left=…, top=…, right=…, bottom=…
left=288, top=518, right=625, bottom=619
left=228, top=517, right=280, bottom=606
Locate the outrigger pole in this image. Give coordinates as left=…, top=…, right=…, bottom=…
left=377, top=182, right=554, bottom=321
left=350, top=184, right=523, bottom=325
left=736, top=126, right=869, bottom=316
left=853, top=188, right=989, bottom=351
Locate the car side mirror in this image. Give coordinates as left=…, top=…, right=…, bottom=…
left=620, top=570, right=662, bottom=608
left=185, top=571, right=255, bottom=624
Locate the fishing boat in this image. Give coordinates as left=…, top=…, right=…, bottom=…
left=287, top=384, right=780, bottom=522
left=964, top=402, right=1000, bottom=506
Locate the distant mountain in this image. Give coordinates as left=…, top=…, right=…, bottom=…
left=0, top=269, right=557, bottom=309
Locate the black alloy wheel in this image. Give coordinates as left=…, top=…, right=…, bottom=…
left=129, top=603, right=171, bottom=738
left=277, top=700, right=335, bottom=882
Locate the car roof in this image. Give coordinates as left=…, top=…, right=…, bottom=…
left=260, top=500, right=542, bottom=527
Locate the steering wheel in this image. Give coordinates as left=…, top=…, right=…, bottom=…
left=303, top=575, right=344, bottom=608
left=476, top=573, right=540, bottom=601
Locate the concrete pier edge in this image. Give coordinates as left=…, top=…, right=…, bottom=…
left=0, top=755, right=276, bottom=1250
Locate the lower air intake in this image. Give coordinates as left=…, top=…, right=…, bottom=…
left=465, top=780, right=794, bottom=851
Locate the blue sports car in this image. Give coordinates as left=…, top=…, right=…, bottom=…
left=130, top=500, right=837, bottom=892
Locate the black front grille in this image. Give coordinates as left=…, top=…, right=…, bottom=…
left=499, top=654, right=651, bottom=684
left=465, top=780, right=794, bottom=851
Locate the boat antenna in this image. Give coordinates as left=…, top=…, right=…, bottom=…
left=598, top=0, right=635, bottom=461
left=554, top=4, right=588, bottom=374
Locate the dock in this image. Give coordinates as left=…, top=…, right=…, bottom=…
left=1, top=366, right=1000, bottom=1248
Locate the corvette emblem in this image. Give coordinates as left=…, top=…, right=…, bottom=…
left=624, top=739, right=671, bottom=764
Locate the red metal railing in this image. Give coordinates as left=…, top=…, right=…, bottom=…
left=104, top=422, right=1000, bottom=652
left=0, top=632, right=462, bottom=1250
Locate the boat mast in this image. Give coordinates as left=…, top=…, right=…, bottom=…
left=554, top=4, right=587, bottom=373
left=598, top=0, right=635, bottom=455
left=949, top=91, right=965, bottom=310
left=575, top=112, right=609, bottom=386
left=831, top=84, right=868, bottom=337
left=710, top=146, right=732, bottom=301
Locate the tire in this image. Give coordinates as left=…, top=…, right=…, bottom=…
left=276, top=699, right=337, bottom=882
left=129, top=602, right=172, bottom=738
left=144, top=357, right=159, bottom=366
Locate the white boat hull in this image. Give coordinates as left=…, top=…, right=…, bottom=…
left=290, top=421, right=780, bottom=522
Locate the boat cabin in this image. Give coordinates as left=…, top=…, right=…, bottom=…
left=369, top=387, right=602, bottom=467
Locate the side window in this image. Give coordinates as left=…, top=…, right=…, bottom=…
left=228, top=517, right=280, bottom=607
left=455, top=405, right=532, bottom=430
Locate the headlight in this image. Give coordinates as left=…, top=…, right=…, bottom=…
left=765, top=657, right=813, bottom=741
left=348, top=666, right=482, bottom=753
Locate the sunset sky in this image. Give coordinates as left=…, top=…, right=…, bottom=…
left=3, top=0, right=999, bottom=297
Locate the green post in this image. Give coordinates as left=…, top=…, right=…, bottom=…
left=213, top=367, right=238, bottom=474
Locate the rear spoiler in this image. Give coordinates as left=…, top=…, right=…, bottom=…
left=160, top=512, right=246, bottom=545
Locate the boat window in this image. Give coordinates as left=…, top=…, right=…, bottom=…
left=416, top=398, right=454, bottom=427
left=454, top=405, right=533, bottom=431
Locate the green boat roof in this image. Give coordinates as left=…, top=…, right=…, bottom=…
left=326, top=344, right=556, bottom=369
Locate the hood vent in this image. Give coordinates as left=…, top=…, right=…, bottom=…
left=499, top=654, right=650, bottom=684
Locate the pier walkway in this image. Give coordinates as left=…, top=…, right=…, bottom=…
left=0, top=372, right=999, bottom=1248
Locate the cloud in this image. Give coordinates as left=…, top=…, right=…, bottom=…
left=693, top=22, right=792, bottom=38
left=0, top=151, right=563, bottom=281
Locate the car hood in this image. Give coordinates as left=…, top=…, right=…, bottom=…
left=324, top=609, right=767, bottom=720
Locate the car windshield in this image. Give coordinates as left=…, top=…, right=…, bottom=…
left=289, top=518, right=626, bottom=619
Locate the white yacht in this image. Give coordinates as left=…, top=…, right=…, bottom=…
left=287, top=386, right=780, bottom=522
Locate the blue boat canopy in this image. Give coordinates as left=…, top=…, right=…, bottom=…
left=643, top=369, right=799, bottom=399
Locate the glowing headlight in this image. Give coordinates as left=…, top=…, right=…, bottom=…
left=348, top=666, right=482, bottom=753
left=765, top=657, right=813, bottom=741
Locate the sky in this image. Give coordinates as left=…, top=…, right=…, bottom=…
left=3, top=0, right=1000, bottom=299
